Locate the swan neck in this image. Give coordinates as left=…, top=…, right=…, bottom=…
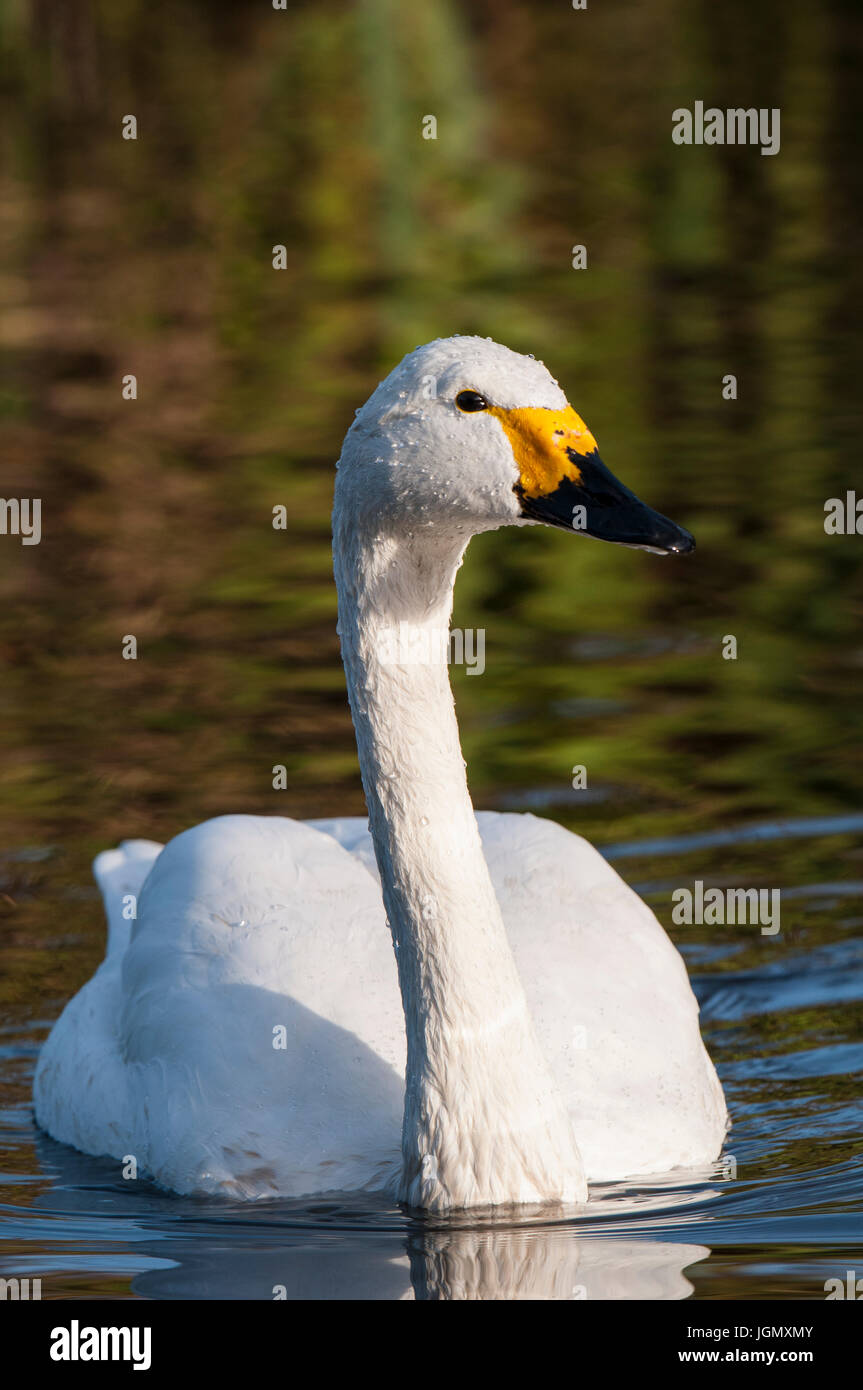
left=333, top=511, right=585, bottom=1210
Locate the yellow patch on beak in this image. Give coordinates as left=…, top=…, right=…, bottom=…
left=488, top=404, right=599, bottom=499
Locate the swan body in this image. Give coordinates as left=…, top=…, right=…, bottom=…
left=35, top=336, right=728, bottom=1209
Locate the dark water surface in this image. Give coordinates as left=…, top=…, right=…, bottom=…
left=1, top=1, right=862, bottom=1298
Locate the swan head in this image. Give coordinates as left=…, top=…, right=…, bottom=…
left=337, top=335, right=694, bottom=556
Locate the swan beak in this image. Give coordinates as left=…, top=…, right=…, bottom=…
left=491, top=404, right=695, bottom=556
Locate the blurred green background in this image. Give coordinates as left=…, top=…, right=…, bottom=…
left=1, top=0, right=862, bottom=1015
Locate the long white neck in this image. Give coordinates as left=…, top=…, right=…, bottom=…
left=333, top=504, right=586, bottom=1210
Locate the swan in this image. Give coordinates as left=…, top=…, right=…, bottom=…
left=34, top=335, right=728, bottom=1211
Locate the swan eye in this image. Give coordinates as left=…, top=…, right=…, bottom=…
left=455, top=390, right=489, bottom=413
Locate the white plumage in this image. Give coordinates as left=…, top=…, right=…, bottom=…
left=34, top=336, right=728, bottom=1209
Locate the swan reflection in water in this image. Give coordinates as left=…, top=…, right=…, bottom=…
left=33, top=1131, right=714, bottom=1300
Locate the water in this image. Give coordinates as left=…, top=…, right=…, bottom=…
left=1, top=0, right=862, bottom=1299
left=2, top=813, right=861, bottom=1299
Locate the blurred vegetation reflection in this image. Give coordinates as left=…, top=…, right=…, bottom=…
left=1, top=0, right=862, bottom=1019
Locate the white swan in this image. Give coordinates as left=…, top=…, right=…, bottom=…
left=34, top=335, right=728, bottom=1211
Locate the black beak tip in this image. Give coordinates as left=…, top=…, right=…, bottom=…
left=665, top=527, right=696, bottom=556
